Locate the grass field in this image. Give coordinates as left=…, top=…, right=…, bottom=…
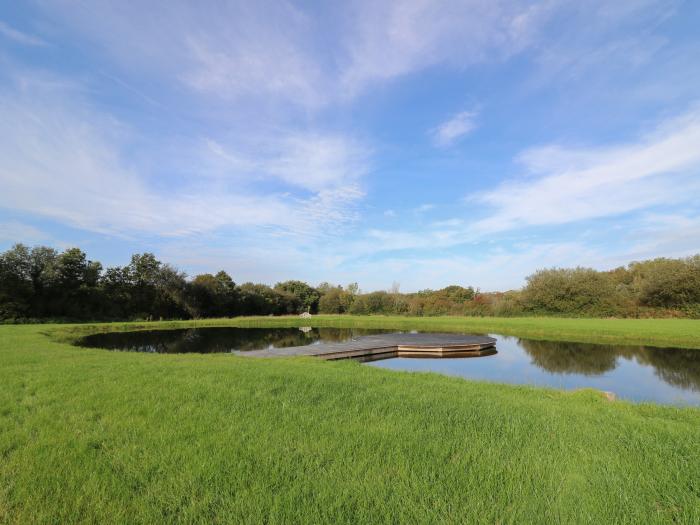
left=2, top=317, right=700, bottom=523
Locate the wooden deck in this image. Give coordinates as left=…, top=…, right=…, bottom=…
left=240, top=333, right=497, bottom=360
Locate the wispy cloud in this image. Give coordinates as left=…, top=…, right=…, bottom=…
left=206, top=134, right=369, bottom=193
left=0, top=71, right=367, bottom=239
left=182, top=7, right=326, bottom=107
left=34, top=0, right=327, bottom=107
left=431, top=110, right=478, bottom=147
left=33, top=0, right=561, bottom=107
left=316, top=105, right=700, bottom=265
left=2, top=0, right=698, bottom=291
left=339, top=0, right=554, bottom=96
left=32, top=0, right=679, bottom=110
left=0, top=21, right=46, bottom=46
left=472, top=105, right=700, bottom=233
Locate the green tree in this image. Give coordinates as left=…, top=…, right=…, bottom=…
left=0, top=244, right=33, bottom=319
left=318, top=286, right=352, bottom=314
left=188, top=271, right=238, bottom=318
left=522, top=267, right=625, bottom=316
left=632, top=257, right=700, bottom=308
left=274, top=280, right=320, bottom=313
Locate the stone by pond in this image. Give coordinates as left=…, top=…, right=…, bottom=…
left=77, top=327, right=700, bottom=406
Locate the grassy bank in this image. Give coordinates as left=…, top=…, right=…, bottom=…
left=46, top=314, right=700, bottom=349
left=1, top=320, right=700, bottom=523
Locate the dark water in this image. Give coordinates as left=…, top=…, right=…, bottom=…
left=78, top=328, right=700, bottom=406
left=77, top=327, right=386, bottom=354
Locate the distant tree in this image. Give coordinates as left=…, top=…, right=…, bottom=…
left=1, top=241, right=698, bottom=321
left=631, top=257, right=700, bottom=309
left=316, top=282, right=333, bottom=295
left=188, top=271, right=238, bottom=318
left=126, top=253, right=161, bottom=317
left=274, top=280, right=320, bottom=313
left=152, top=264, right=188, bottom=319
left=50, top=247, right=103, bottom=318
left=237, top=283, right=299, bottom=316
left=26, top=246, right=58, bottom=317
left=318, top=286, right=353, bottom=314
left=440, top=285, right=475, bottom=303
left=101, top=266, right=132, bottom=318
left=522, top=267, right=624, bottom=316
left=0, top=244, right=33, bottom=319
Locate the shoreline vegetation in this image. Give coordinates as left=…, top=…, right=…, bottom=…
left=1, top=319, right=699, bottom=523
left=2, top=244, right=700, bottom=323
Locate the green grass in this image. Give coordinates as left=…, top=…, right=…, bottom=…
left=2, top=318, right=700, bottom=523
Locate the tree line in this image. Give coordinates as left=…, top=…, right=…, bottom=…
left=1, top=243, right=699, bottom=322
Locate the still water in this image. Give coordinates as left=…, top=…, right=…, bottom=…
left=78, top=328, right=700, bottom=406
left=369, top=335, right=700, bottom=406
left=77, top=327, right=384, bottom=353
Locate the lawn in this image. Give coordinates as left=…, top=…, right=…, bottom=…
left=1, top=317, right=700, bottom=523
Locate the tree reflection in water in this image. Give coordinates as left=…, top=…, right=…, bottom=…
left=519, top=339, right=700, bottom=392
left=78, top=327, right=388, bottom=354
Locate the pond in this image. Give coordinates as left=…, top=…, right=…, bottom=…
left=368, top=334, right=700, bottom=407
left=77, top=327, right=386, bottom=354
left=77, top=328, right=700, bottom=406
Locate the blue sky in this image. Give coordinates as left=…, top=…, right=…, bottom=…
left=1, top=1, right=699, bottom=291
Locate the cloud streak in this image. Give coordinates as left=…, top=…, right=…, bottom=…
left=472, top=105, right=700, bottom=233
left=0, top=21, right=46, bottom=46
left=432, top=110, right=478, bottom=146
left=0, top=72, right=367, bottom=239
left=33, top=0, right=563, bottom=108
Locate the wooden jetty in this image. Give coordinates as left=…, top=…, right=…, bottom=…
left=241, top=333, right=497, bottom=361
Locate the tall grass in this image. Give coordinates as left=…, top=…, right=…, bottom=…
left=1, top=319, right=699, bottom=523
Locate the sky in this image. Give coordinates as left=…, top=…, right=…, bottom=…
left=1, top=0, right=699, bottom=292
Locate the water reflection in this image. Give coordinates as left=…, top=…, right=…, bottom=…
left=369, top=334, right=700, bottom=406
left=356, top=348, right=498, bottom=362
left=639, top=347, right=700, bottom=392
left=519, top=339, right=700, bottom=392
left=77, top=327, right=387, bottom=354
left=521, top=340, right=618, bottom=375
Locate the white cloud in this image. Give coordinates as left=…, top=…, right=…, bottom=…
left=34, top=0, right=682, bottom=111
left=265, top=135, right=368, bottom=192
left=33, top=0, right=562, bottom=107
left=181, top=10, right=326, bottom=107
left=338, top=0, right=558, bottom=96
left=206, top=134, right=368, bottom=193
left=432, top=110, right=478, bottom=146
left=35, top=0, right=327, bottom=107
left=471, top=105, right=700, bottom=233
left=0, top=21, right=46, bottom=46
left=305, top=105, right=700, bottom=272
left=0, top=72, right=366, bottom=239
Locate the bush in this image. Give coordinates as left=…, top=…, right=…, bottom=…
left=522, top=267, right=628, bottom=317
